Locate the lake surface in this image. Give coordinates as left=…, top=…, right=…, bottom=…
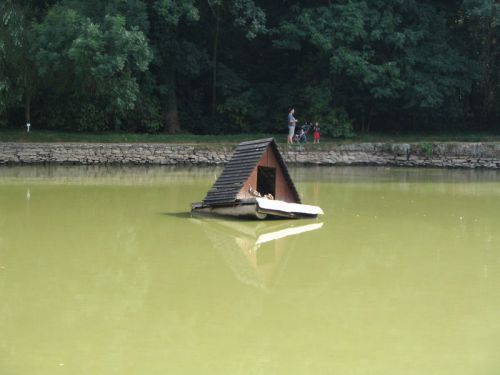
left=0, top=165, right=499, bottom=375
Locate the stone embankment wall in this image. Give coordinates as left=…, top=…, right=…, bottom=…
left=285, top=142, right=500, bottom=168
left=0, top=142, right=499, bottom=168
left=0, top=143, right=232, bottom=165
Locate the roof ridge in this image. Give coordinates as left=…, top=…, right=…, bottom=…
left=237, top=138, right=275, bottom=146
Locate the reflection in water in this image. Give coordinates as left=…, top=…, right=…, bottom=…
left=194, top=218, right=323, bottom=290
left=0, top=164, right=223, bottom=185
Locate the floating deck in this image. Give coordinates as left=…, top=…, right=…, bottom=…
left=192, top=197, right=323, bottom=219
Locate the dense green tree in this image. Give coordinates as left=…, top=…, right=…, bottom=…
left=34, top=2, right=152, bottom=130
left=0, top=0, right=37, bottom=127
left=148, top=0, right=265, bottom=133
left=0, top=0, right=498, bottom=135
left=272, top=1, right=478, bottom=133
left=462, top=0, right=500, bottom=127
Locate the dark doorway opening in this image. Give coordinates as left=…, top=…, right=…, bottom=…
left=257, top=166, right=276, bottom=197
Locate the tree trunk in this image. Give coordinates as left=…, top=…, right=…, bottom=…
left=114, top=116, right=121, bottom=132
left=24, top=67, right=31, bottom=126
left=366, top=104, right=373, bottom=133
left=480, top=9, right=496, bottom=119
left=471, top=5, right=497, bottom=125
left=165, top=71, right=181, bottom=134
left=211, top=6, right=221, bottom=117
left=25, top=93, right=31, bottom=125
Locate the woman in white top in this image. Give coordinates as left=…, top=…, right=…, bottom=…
left=287, top=108, right=297, bottom=144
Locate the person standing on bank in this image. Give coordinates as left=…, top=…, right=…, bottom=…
left=313, top=122, right=321, bottom=144
left=287, top=108, right=298, bottom=144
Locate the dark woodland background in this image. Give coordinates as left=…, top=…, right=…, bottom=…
left=1, top=0, right=499, bottom=137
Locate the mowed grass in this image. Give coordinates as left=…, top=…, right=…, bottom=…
left=0, top=129, right=279, bottom=144
left=1, top=128, right=499, bottom=144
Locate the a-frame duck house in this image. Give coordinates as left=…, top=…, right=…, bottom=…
left=191, top=138, right=323, bottom=219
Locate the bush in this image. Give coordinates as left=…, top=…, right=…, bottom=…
left=75, top=103, right=109, bottom=132
left=318, top=108, right=355, bottom=138
left=419, top=141, right=433, bottom=156
left=125, top=96, right=163, bottom=133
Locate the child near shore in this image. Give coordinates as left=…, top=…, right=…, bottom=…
left=313, top=122, right=320, bottom=144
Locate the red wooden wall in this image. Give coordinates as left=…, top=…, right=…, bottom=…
left=237, top=146, right=298, bottom=203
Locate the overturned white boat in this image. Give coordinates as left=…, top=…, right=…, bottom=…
left=191, top=138, right=324, bottom=219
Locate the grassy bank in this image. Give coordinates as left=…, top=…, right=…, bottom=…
left=0, top=130, right=277, bottom=144
left=1, top=129, right=500, bottom=144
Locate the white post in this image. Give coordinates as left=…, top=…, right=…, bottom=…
left=26, top=123, right=30, bottom=133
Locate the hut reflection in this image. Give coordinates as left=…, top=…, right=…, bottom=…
left=192, top=218, right=323, bottom=290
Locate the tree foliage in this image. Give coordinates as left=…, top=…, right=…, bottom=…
left=0, top=0, right=498, bottom=134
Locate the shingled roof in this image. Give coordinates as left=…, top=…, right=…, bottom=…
left=202, top=138, right=301, bottom=206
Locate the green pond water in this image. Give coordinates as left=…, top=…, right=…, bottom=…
left=0, top=165, right=499, bottom=375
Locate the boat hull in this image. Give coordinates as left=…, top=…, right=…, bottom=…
left=191, top=198, right=323, bottom=220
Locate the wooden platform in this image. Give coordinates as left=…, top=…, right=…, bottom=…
left=191, top=197, right=323, bottom=220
